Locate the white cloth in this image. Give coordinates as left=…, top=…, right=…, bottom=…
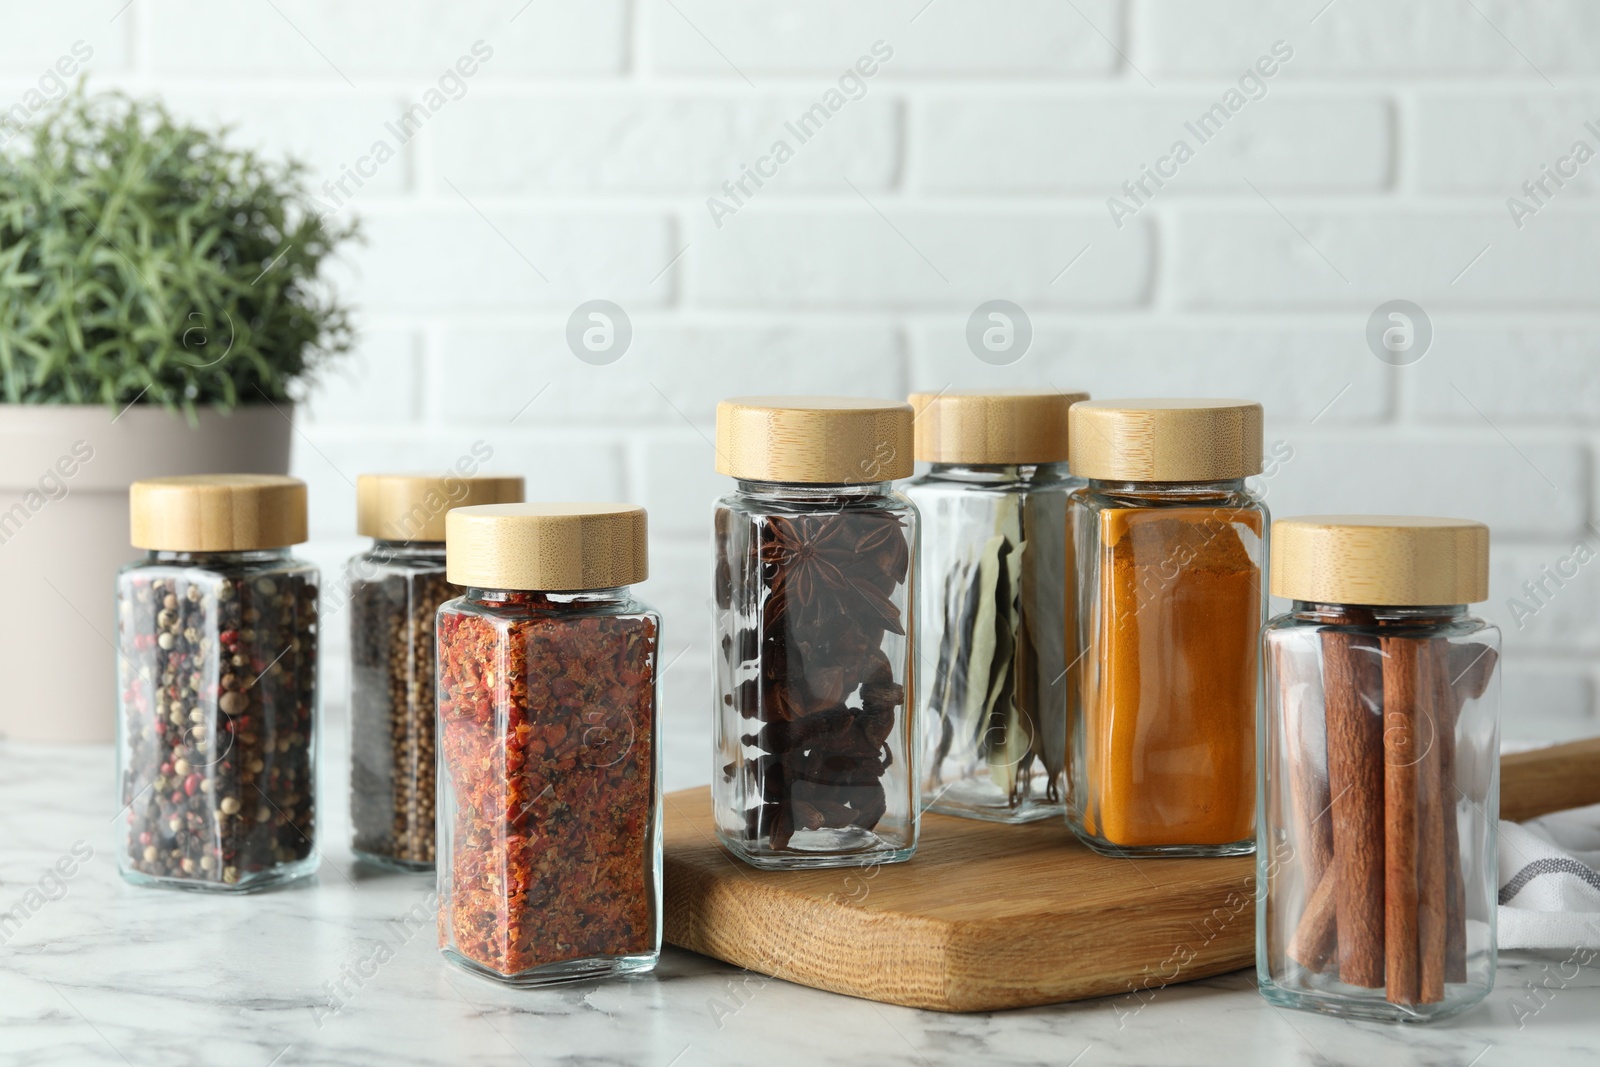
left=1498, top=803, right=1600, bottom=949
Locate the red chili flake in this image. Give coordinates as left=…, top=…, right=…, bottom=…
left=437, top=594, right=657, bottom=977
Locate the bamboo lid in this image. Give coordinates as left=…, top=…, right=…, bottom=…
left=909, top=388, right=1089, bottom=464
left=1271, top=515, right=1490, bottom=605
left=446, top=503, right=648, bottom=590
left=357, top=473, right=525, bottom=542
left=715, top=396, right=914, bottom=483
left=130, top=474, right=307, bottom=551
left=1068, top=398, right=1263, bottom=482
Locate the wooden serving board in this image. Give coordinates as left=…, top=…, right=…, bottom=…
left=663, top=740, right=1600, bottom=1013
left=662, top=788, right=1255, bottom=1012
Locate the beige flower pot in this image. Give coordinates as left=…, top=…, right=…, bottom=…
left=0, top=404, right=293, bottom=743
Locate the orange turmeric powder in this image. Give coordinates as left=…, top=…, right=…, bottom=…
left=1081, top=506, right=1262, bottom=849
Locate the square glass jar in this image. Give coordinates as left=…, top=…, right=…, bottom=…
left=1065, top=400, right=1268, bottom=858
left=116, top=476, right=319, bottom=893
left=435, top=503, right=662, bottom=986
left=711, top=397, right=920, bottom=870
left=1258, top=516, right=1501, bottom=1023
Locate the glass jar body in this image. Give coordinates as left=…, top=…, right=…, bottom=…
left=115, top=549, right=320, bottom=892
left=905, top=462, right=1079, bottom=823
left=435, top=588, right=662, bottom=985
left=1258, top=603, right=1501, bottom=1023
left=1067, top=479, right=1267, bottom=857
left=713, top=480, right=919, bottom=869
left=349, top=540, right=453, bottom=870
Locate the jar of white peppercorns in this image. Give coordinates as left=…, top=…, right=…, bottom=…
left=116, top=475, right=319, bottom=892
left=348, top=472, right=523, bottom=870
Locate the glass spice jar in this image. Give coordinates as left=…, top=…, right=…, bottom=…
left=905, top=388, right=1088, bottom=823
left=116, top=475, right=319, bottom=892
left=1259, top=516, right=1501, bottom=1023
left=348, top=473, right=524, bottom=871
left=436, top=503, right=662, bottom=986
left=712, top=396, right=919, bottom=870
left=1066, top=399, right=1267, bottom=858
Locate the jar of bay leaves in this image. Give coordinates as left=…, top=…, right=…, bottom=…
left=1067, top=399, right=1268, bottom=858
left=116, top=475, right=319, bottom=892
left=347, top=472, right=523, bottom=870
left=713, top=397, right=919, bottom=870
left=905, top=388, right=1088, bottom=823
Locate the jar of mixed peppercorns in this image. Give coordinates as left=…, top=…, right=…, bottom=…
left=436, top=503, right=662, bottom=985
left=348, top=472, right=523, bottom=871
left=712, top=397, right=919, bottom=870
left=116, top=475, right=319, bottom=892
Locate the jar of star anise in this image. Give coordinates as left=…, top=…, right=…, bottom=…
left=348, top=472, right=523, bottom=871
left=713, top=397, right=919, bottom=870
left=436, top=503, right=662, bottom=985
left=116, top=475, right=319, bottom=892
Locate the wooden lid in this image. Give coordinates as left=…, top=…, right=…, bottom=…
left=1271, top=515, right=1490, bottom=605
left=130, top=474, right=308, bottom=551
left=715, top=396, right=913, bottom=483
left=446, top=503, right=648, bottom=590
left=1068, top=398, right=1263, bottom=481
left=908, top=388, right=1089, bottom=464
left=357, top=473, right=524, bottom=542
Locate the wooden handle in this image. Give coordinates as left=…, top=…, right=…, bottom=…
left=1501, top=737, right=1600, bottom=822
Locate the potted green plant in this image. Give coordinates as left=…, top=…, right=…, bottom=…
left=0, top=87, right=357, bottom=742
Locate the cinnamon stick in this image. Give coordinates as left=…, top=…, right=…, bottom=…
left=1281, top=639, right=1333, bottom=884
left=1278, top=634, right=1335, bottom=972
left=1321, top=630, right=1386, bottom=988
left=1382, top=635, right=1421, bottom=1007
left=1417, top=642, right=1447, bottom=1004
left=1287, top=857, right=1339, bottom=971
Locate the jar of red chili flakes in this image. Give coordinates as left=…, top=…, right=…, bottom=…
left=437, top=502, right=662, bottom=985
left=116, top=475, right=319, bottom=892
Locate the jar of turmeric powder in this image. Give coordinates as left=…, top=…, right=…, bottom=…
left=1066, top=399, right=1266, bottom=858
left=1259, top=516, right=1500, bottom=1023
left=905, top=388, right=1087, bottom=823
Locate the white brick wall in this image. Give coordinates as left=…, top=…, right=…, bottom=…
left=10, top=0, right=1599, bottom=746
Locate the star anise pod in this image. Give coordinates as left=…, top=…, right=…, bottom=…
left=760, top=514, right=905, bottom=637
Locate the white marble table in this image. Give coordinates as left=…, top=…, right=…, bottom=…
left=3, top=715, right=1597, bottom=1067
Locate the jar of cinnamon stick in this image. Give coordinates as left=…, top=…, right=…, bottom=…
left=1259, top=516, right=1500, bottom=1023
left=905, top=388, right=1088, bottom=823
left=712, top=397, right=919, bottom=870
left=436, top=503, right=661, bottom=985
left=348, top=472, right=523, bottom=870
left=1066, top=399, right=1266, bottom=857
